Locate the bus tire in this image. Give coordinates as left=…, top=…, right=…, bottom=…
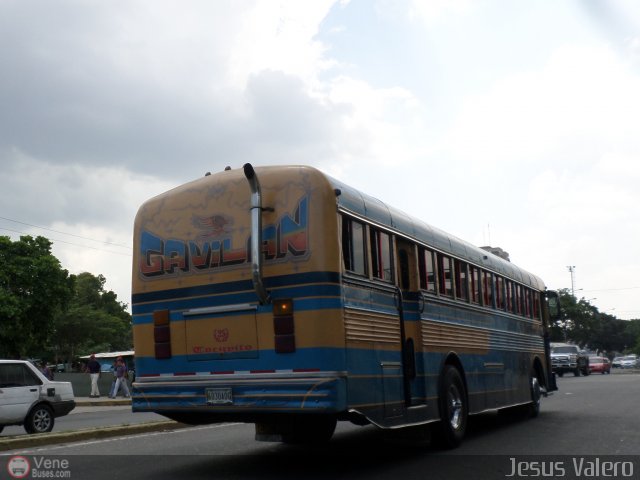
left=527, top=373, right=542, bottom=418
left=282, top=415, right=337, bottom=445
left=436, top=365, right=468, bottom=449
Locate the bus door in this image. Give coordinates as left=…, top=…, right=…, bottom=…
left=396, top=240, right=420, bottom=407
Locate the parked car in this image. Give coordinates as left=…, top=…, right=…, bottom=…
left=588, top=356, right=611, bottom=374
left=620, top=356, right=639, bottom=369
left=612, top=357, right=623, bottom=368
left=0, top=360, right=76, bottom=434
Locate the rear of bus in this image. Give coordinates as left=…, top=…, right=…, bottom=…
left=131, top=164, right=345, bottom=442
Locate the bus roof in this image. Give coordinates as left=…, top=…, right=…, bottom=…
left=327, top=172, right=546, bottom=291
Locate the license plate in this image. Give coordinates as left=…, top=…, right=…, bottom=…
left=205, top=388, right=233, bottom=405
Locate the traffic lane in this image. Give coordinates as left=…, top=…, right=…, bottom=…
left=1, top=406, right=165, bottom=437
left=7, top=417, right=636, bottom=480
left=7, top=372, right=637, bottom=454
left=6, top=373, right=638, bottom=455
left=4, top=373, right=639, bottom=480
left=2, top=423, right=500, bottom=480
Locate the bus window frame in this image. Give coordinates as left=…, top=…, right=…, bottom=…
left=418, top=247, right=437, bottom=295
left=437, top=253, right=454, bottom=298
left=369, top=227, right=394, bottom=283
left=341, top=215, right=368, bottom=277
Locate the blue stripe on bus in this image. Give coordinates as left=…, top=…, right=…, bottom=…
left=132, top=296, right=344, bottom=324
left=131, top=271, right=341, bottom=305
left=133, top=347, right=536, bottom=414
left=135, top=347, right=347, bottom=373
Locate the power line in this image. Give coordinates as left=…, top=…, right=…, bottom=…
left=0, top=216, right=131, bottom=249
left=0, top=226, right=132, bottom=257
left=581, top=287, right=640, bottom=293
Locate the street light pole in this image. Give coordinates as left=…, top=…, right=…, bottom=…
left=567, top=266, right=576, bottom=296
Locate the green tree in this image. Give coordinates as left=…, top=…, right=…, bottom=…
left=50, top=272, right=132, bottom=362
left=552, top=289, right=598, bottom=347
left=589, top=314, right=634, bottom=355
left=552, top=288, right=640, bottom=356
left=0, top=236, right=74, bottom=358
left=626, top=320, right=640, bottom=355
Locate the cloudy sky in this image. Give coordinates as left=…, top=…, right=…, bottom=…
left=1, top=0, right=639, bottom=319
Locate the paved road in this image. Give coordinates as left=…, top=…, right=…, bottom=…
left=2, top=372, right=639, bottom=479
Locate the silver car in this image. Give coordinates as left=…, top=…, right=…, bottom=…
left=620, top=356, right=639, bottom=369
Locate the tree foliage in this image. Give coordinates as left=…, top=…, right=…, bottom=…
left=0, top=235, right=131, bottom=361
left=0, top=236, right=74, bottom=358
left=50, top=272, right=132, bottom=362
left=552, top=288, right=639, bottom=356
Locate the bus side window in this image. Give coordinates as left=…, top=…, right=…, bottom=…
left=495, top=276, right=505, bottom=310
left=533, top=291, right=541, bottom=320
left=341, top=217, right=366, bottom=275
left=370, top=229, right=393, bottom=282
left=455, top=260, right=469, bottom=302
left=470, top=265, right=480, bottom=304
left=482, top=270, right=493, bottom=307
left=418, top=248, right=437, bottom=294
left=526, top=288, right=533, bottom=318
left=437, top=253, right=453, bottom=297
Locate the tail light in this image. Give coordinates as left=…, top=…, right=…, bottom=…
left=273, top=299, right=295, bottom=353
left=153, top=309, right=172, bottom=359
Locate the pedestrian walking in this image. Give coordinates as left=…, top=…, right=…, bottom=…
left=39, top=362, right=54, bottom=380
left=110, top=357, right=130, bottom=398
left=86, top=354, right=102, bottom=398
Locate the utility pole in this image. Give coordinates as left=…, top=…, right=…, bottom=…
left=567, top=266, right=576, bottom=296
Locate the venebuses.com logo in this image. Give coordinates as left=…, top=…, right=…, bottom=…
left=6, top=456, right=30, bottom=479
left=6, top=455, right=71, bottom=478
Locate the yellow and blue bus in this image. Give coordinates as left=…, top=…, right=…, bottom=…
left=131, top=164, right=559, bottom=447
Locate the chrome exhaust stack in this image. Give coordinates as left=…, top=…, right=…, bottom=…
left=243, top=163, right=270, bottom=305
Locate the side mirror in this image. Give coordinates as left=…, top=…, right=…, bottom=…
left=546, top=290, right=560, bottom=321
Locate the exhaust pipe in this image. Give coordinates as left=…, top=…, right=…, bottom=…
left=243, top=163, right=270, bottom=304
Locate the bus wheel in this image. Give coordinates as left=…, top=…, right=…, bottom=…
left=436, top=365, right=468, bottom=449
left=283, top=415, right=337, bottom=445
left=527, top=374, right=542, bottom=418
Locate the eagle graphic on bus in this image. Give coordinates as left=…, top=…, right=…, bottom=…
left=192, top=214, right=233, bottom=239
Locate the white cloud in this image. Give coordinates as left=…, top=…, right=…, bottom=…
left=2, top=1, right=639, bottom=319
left=407, top=0, right=474, bottom=24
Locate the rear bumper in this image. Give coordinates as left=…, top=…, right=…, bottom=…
left=132, top=372, right=347, bottom=417
left=51, top=399, right=76, bottom=418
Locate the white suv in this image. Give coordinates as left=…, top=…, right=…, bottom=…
left=0, top=360, right=76, bottom=434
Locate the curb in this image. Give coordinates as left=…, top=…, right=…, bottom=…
left=75, top=400, right=132, bottom=407
left=0, top=421, right=186, bottom=452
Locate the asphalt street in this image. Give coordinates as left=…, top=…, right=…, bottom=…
left=1, top=371, right=639, bottom=480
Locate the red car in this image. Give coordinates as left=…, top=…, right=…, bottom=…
left=589, top=356, right=611, bottom=374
